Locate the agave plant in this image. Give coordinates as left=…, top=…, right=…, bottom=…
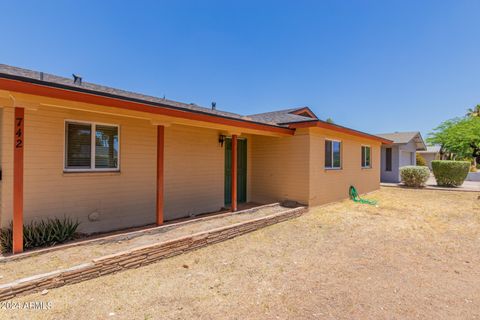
left=0, top=225, right=13, bottom=254
left=0, top=217, right=80, bottom=253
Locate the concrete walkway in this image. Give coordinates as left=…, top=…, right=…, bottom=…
left=381, top=175, right=480, bottom=192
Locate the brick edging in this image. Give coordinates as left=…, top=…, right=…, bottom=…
left=0, top=206, right=306, bottom=301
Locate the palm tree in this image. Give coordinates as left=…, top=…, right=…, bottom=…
left=467, top=104, right=480, bottom=117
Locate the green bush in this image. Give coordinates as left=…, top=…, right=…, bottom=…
left=431, top=160, right=470, bottom=187
left=416, top=153, right=427, bottom=167
left=0, top=217, right=79, bottom=254
left=400, top=166, right=430, bottom=187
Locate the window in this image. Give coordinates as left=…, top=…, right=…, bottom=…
left=65, top=121, right=119, bottom=171
left=385, top=147, right=392, bottom=172
left=361, top=146, right=371, bottom=168
left=325, top=140, right=341, bottom=169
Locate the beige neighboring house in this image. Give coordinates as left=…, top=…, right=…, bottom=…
left=417, top=146, right=441, bottom=170
left=0, top=64, right=391, bottom=253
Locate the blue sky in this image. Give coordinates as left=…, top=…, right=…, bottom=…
left=1, top=1, right=479, bottom=138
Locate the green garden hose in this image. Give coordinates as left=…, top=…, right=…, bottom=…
left=349, top=186, right=377, bottom=205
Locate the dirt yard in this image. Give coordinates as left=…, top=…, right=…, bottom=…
left=0, top=204, right=286, bottom=284
left=2, top=187, right=479, bottom=319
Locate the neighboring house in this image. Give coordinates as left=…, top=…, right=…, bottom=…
left=417, top=146, right=441, bottom=170
left=376, top=132, right=427, bottom=183
left=0, top=64, right=391, bottom=253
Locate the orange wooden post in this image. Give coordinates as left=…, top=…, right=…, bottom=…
left=13, top=107, right=24, bottom=254
left=156, top=125, right=165, bottom=225
left=231, top=135, right=238, bottom=212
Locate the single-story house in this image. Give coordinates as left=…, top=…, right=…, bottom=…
left=417, top=145, right=441, bottom=170
left=376, top=131, right=427, bottom=183
left=0, top=64, right=391, bottom=253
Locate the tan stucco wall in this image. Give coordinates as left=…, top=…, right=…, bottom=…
left=164, top=124, right=225, bottom=220
left=250, top=130, right=310, bottom=205
left=0, top=105, right=229, bottom=233
left=249, top=128, right=381, bottom=207
left=19, top=106, right=156, bottom=233
left=308, top=128, right=381, bottom=206
left=0, top=107, right=14, bottom=229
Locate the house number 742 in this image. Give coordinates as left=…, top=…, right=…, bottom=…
left=15, top=117, right=23, bottom=148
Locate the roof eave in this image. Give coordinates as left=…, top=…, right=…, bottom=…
left=414, top=133, right=427, bottom=151
left=288, top=120, right=393, bottom=144
left=288, top=106, right=318, bottom=119
left=0, top=75, right=295, bottom=136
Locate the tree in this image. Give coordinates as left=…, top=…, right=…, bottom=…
left=467, top=104, right=480, bottom=117
left=326, top=118, right=334, bottom=124
left=427, top=116, right=480, bottom=165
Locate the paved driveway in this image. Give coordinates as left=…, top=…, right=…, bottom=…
left=382, top=175, right=480, bottom=192
left=426, top=175, right=480, bottom=191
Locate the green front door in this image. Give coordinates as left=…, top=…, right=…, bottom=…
left=225, top=138, right=247, bottom=205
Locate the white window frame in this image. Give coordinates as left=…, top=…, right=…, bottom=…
left=325, top=139, right=342, bottom=170
left=64, top=120, right=121, bottom=172
left=361, top=145, right=371, bottom=168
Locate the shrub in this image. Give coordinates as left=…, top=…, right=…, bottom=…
left=0, top=217, right=79, bottom=254
left=416, top=153, right=427, bottom=167
left=431, top=160, right=470, bottom=187
left=400, top=166, right=430, bottom=187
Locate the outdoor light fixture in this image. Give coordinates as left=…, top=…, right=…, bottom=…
left=219, top=134, right=226, bottom=147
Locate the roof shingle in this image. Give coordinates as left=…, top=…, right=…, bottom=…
left=376, top=131, right=427, bottom=150
left=0, top=64, right=389, bottom=144
left=248, top=107, right=317, bottom=125
left=0, top=64, right=272, bottom=125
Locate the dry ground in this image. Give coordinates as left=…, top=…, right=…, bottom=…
left=0, top=204, right=285, bottom=284
left=2, top=187, right=480, bottom=320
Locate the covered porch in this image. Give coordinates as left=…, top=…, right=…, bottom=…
left=0, top=87, right=297, bottom=254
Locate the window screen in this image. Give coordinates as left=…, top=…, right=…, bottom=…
left=95, top=125, right=119, bottom=168
left=66, top=123, right=92, bottom=169
left=65, top=122, right=119, bottom=171
left=333, top=141, right=341, bottom=168
left=325, top=140, right=332, bottom=168
left=361, top=146, right=371, bottom=168
left=325, top=140, right=341, bottom=169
